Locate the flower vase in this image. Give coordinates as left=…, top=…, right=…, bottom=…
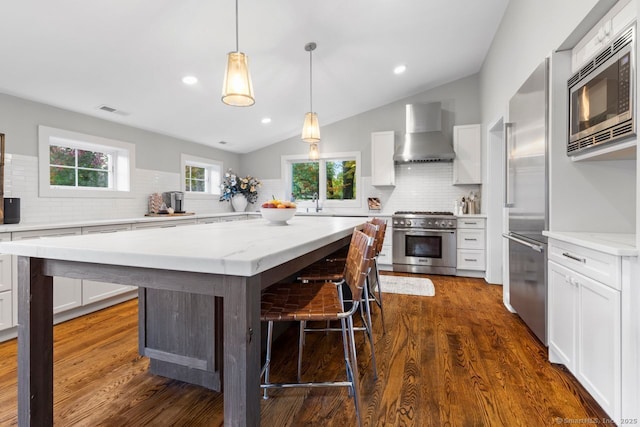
left=231, top=194, right=248, bottom=212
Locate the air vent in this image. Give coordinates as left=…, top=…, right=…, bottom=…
left=613, top=26, right=633, bottom=52
left=579, top=61, right=595, bottom=77
left=97, top=105, right=130, bottom=116
left=567, top=119, right=634, bottom=155
left=567, top=73, right=581, bottom=88
left=593, top=46, right=613, bottom=67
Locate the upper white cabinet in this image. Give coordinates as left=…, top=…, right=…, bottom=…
left=371, top=131, right=395, bottom=186
left=452, top=124, right=481, bottom=185
left=571, top=0, right=636, bottom=70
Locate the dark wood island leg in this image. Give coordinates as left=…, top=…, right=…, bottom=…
left=17, top=256, right=54, bottom=426
left=223, top=276, right=261, bottom=426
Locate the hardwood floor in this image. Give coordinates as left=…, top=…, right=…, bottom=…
left=0, top=274, right=608, bottom=426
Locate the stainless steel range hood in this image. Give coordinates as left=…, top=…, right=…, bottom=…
left=393, top=103, right=455, bottom=162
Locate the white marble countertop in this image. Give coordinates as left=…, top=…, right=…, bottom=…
left=543, top=231, right=638, bottom=256
left=0, top=216, right=366, bottom=276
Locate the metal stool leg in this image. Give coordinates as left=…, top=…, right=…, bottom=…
left=372, top=259, right=386, bottom=333
left=362, top=278, right=378, bottom=379
left=297, top=320, right=306, bottom=382
left=262, top=321, right=274, bottom=399
left=346, top=315, right=363, bottom=427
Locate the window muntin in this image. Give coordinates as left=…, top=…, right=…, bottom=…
left=49, top=145, right=112, bottom=189
left=185, top=164, right=207, bottom=192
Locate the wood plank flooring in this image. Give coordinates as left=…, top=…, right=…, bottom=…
left=0, top=274, right=608, bottom=426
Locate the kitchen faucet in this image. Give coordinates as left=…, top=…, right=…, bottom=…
left=312, top=192, right=321, bottom=213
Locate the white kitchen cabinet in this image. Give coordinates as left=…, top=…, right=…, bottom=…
left=571, top=0, right=635, bottom=71
left=11, top=228, right=84, bottom=315
left=0, top=233, right=12, bottom=293
left=371, top=131, right=395, bottom=186
left=456, top=217, right=485, bottom=274
left=81, top=224, right=136, bottom=305
left=548, top=240, right=622, bottom=421
left=0, top=291, right=11, bottom=331
left=452, top=124, right=481, bottom=185
left=219, top=214, right=248, bottom=222
left=378, top=223, right=393, bottom=271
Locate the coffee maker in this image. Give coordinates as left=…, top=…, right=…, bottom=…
left=162, top=191, right=185, bottom=213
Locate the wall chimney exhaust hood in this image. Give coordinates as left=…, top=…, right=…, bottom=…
left=393, top=102, right=455, bottom=162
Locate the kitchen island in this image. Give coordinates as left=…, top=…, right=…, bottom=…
left=0, top=216, right=365, bottom=426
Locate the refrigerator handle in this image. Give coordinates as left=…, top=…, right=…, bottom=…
left=504, top=122, right=514, bottom=208
left=502, top=233, right=545, bottom=252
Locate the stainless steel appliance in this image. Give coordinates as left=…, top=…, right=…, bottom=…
left=568, top=23, right=635, bottom=155
left=393, top=103, right=455, bottom=163
left=163, top=191, right=185, bottom=213
left=503, top=58, right=549, bottom=345
left=392, top=211, right=457, bottom=275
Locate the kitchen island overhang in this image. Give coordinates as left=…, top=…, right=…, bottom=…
left=1, top=216, right=366, bottom=427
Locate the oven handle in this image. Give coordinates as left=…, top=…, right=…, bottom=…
left=502, top=233, right=544, bottom=252
left=394, top=229, right=456, bottom=234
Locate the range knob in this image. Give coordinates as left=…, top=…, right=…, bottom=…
left=406, top=220, right=412, bottom=226
left=434, top=221, right=439, bottom=227
left=448, top=221, right=455, bottom=227
left=426, top=220, right=433, bottom=227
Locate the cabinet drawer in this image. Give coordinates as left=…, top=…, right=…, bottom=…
left=548, top=240, right=620, bottom=290
left=457, top=229, right=485, bottom=250
left=132, top=219, right=197, bottom=229
left=457, top=218, right=485, bottom=229
left=12, top=227, right=82, bottom=240
left=457, top=249, right=485, bottom=270
left=82, top=224, right=132, bottom=234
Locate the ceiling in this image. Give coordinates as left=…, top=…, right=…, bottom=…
left=0, top=0, right=509, bottom=153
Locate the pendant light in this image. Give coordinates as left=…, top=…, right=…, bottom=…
left=308, top=142, right=319, bottom=160
left=301, top=42, right=320, bottom=143
left=221, top=0, right=255, bottom=107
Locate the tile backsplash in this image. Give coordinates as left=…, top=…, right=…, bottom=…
left=3, top=155, right=480, bottom=224
left=4, top=154, right=231, bottom=224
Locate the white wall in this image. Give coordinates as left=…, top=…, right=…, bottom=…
left=0, top=93, right=243, bottom=223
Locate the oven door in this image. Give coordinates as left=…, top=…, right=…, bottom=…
left=392, top=228, right=456, bottom=275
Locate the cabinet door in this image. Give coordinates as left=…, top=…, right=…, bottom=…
left=0, top=291, right=12, bottom=330
left=548, top=261, right=577, bottom=369
left=576, top=273, right=621, bottom=419
left=0, top=254, right=12, bottom=292
left=371, top=131, right=395, bottom=186
left=453, top=124, right=481, bottom=184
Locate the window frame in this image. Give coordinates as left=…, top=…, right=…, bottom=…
left=38, top=125, right=135, bottom=198
left=281, top=151, right=361, bottom=208
left=180, top=154, right=222, bottom=200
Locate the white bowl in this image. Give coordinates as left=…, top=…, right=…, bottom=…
left=260, top=207, right=296, bottom=225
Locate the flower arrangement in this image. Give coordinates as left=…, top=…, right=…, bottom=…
left=219, top=169, right=261, bottom=204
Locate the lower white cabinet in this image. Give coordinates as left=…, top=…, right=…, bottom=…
left=456, top=217, right=486, bottom=274
left=0, top=291, right=11, bottom=331
left=82, top=224, right=136, bottom=305
left=548, top=241, right=622, bottom=421
left=12, top=228, right=84, bottom=315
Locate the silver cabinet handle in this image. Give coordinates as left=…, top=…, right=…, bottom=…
left=562, top=252, right=586, bottom=263
left=464, top=258, right=478, bottom=262
left=504, top=122, right=514, bottom=208
left=464, top=238, right=478, bottom=241
left=502, top=233, right=544, bottom=252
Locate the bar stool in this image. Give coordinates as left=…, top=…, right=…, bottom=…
left=260, top=229, right=375, bottom=427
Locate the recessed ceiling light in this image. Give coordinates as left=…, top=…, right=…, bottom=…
left=393, top=65, right=407, bottom=75
left=261, top=117, right=272, bottom=124
left=182, top=75, right=198, bottom=85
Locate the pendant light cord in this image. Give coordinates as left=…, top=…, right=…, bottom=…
left=235, top=0, right=239, bottom=52
left=309, top=48, right=313, bottom=112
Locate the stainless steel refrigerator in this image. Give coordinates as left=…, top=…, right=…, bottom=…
left=503, top=58, right=549, bottom=345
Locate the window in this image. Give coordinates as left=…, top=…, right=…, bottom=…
left=180, top=154, right=222, bottom=198
left=283, top=152, right=360, bottom=207
left=38, top=126, right=135, bottom=198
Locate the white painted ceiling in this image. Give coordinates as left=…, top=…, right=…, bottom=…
left=0, top=0, right=508, bottom=153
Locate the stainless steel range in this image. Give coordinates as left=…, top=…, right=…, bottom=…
left=392, top=211, right=457, bottom=275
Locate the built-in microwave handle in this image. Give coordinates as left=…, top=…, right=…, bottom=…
left=504, top=122, right=514, bottom=208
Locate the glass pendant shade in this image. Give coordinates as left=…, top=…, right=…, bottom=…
left=222, top=51, right=255, bottom=107
left=301, top=112, right=320, bottom=143
left=308, top=142, right=320, bottom=160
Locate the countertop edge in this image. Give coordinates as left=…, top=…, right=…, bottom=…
left=543, top=231, right=638, bottom=257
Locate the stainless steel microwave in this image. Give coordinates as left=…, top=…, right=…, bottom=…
left=567, top=24, right=635, bottom=155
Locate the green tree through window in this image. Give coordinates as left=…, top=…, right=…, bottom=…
left=49, top=145, right=110, bottom=188
left=291, top=158, right=356, bottom=201
left=292, top=162, right=319, bottom=200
